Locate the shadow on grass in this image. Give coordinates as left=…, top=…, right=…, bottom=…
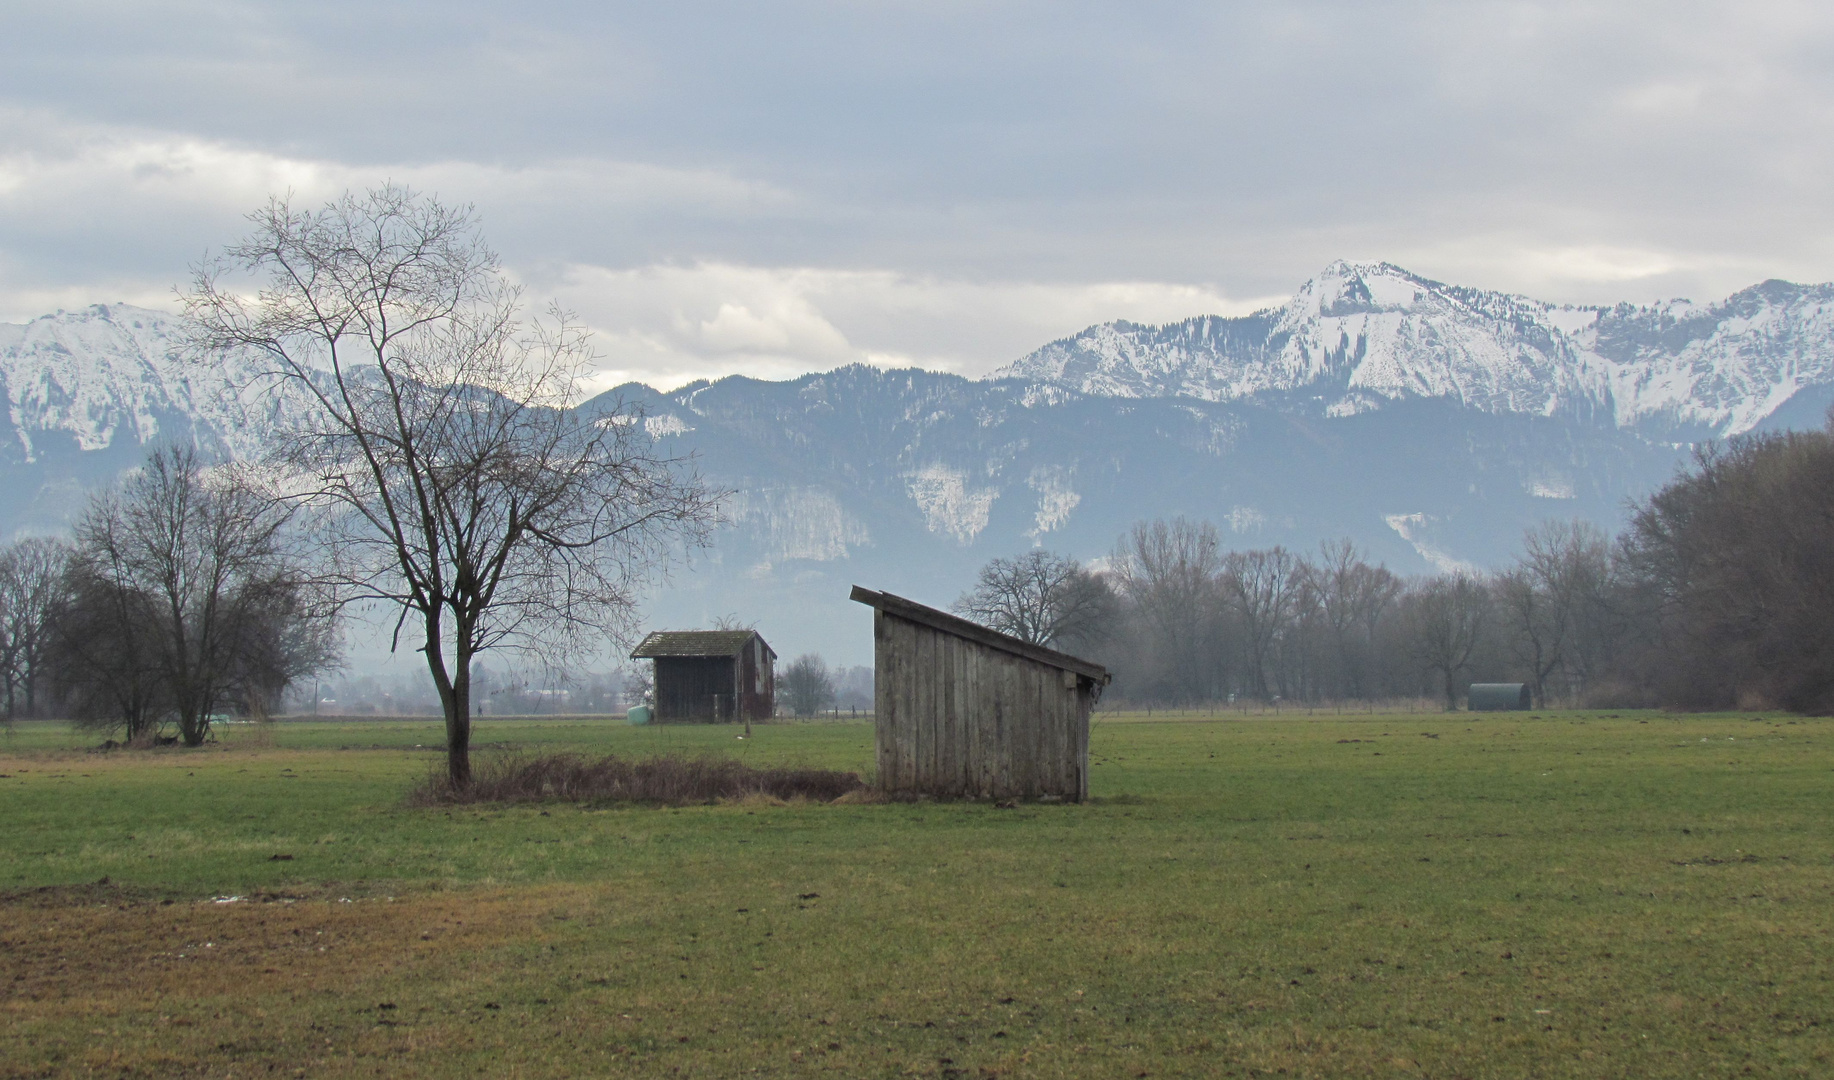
left=409, top=751, right=867, bottom=807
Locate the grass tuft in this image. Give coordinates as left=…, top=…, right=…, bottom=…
left=407, top=750, right=865, bottom=806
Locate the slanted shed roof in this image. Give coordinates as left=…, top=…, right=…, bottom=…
left=850, top=586, right=1111, bottom=683
left=630, top=630, right=774, bottom=660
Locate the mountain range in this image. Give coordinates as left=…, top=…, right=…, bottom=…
left=999, top=261, right=1834, bottom=439
left=2, top=261, right=1830, bottom=664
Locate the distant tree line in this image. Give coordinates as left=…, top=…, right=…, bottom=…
left=290, top=666, right=633, bottom=717
left=957, top=416, right=1834, bottom=712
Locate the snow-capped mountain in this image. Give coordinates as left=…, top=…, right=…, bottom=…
left=0, top=304, right=299, bottom=533
left=0, top=303, right=295, bottom=459
left=997, top=261, right=1834, bottom=438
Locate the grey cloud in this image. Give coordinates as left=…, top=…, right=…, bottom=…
left=2, top=2, right=1833, bottom=372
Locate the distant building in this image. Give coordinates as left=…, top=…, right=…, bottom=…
left=851, top=586, right=1110, bottom=801
left=630, top=630, right=776, bottom=723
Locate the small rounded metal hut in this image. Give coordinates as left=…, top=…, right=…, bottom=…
left=1468, top=682, right=1532, bottom=711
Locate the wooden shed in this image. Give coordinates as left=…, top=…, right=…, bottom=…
left=850, top=586, right=1111, bottom=802
left=630, top=630, right=776, bottom=723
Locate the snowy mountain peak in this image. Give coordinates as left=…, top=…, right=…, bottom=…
left=1296, top=260, right=1436, bottom=318
left=994, top=263, right=1834, bottom=437
left=996, top=260, right=1617, bottom=424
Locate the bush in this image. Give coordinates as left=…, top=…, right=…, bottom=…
left=409, top=752, right=865, bottom=806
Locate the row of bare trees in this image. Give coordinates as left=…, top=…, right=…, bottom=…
left=960, top=416, right=1834, bottom=712
left=1100, top=521, right=1456, bottom=706
left=958, top=526, right=1613, bottom=709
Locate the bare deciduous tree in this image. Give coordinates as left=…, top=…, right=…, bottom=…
left=57, top=446, right=328, bottom=745
left=954, top=549, right=1113, bottom=648
left=51, top=554, right=166, bottom=742
left=1401, top=571, right=1493, bottom=711
left=0, top=537, right=73, bottom=718
left=1109, top=518, right=1226, bottom=702
left=1497, top=520, right=1612, bottom=707
left=622, top=665, right=655, bottom=710
left=1307, top=538, right=1402, bottom=699
left=1222, top=546, right=1301, bottom=700
left=1619, top=416, right=1834, bottom=710
left=184, top=186, right=719, bottom=784
left=780, top=653, right=835, bottom=717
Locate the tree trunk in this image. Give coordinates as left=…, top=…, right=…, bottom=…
left=446, top=662, right=472, bottom=787
left=177, top=676, right=209, bottom=746
left=419, top=605, right=476, bottom=788
left=1443, top=668, right=1459, bottom=711
left=426, top=632, right=474, bottom=788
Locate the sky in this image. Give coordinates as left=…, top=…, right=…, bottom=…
left=3, top=1, right=1833, bottom=392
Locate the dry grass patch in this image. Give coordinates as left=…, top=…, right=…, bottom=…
left=2, top=886, right=539, bottom=1002
left=409, top=751, right=865, bottom=806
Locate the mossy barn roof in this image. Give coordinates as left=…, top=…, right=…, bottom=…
left=630, top=630, right=775, bottom=660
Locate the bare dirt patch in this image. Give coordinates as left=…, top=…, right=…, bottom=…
left=0, top=886, right=574, bottom=1077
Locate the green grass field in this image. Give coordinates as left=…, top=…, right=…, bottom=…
left=2, top=711, right=1830, bottom=1078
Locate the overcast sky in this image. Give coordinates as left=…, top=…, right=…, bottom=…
left=3, top=1, right=1832, bottom=390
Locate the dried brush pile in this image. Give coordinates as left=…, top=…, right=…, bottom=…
left=410, top=752, right=866, bottom=806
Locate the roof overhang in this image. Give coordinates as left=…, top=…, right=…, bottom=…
left=850, top=585, right=1111, bottom=683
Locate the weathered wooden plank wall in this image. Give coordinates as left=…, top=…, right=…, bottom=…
left=873, top=608, right=1092, bottom=801
left=735, top=637, right=775, bottom=720
left=655, top=656, right=736, bottom=722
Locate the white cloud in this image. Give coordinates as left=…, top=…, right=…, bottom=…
left=1385, top=233, right=1760, bottom=304
left=548, top=261, right=1277, bottom=392
left=0, top=109, right=782, bottom=217
left=0, top=111, right=792, bottom=321
left=0, top=121, right=1284, bottom=395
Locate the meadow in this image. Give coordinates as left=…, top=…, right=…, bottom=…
left=1, top=710, right=1829, bottom=1078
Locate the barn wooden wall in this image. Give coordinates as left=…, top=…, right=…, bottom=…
left=873, top=609, right=1092, bottom=801
left=655, top=656, right=737, bottom=722
left=737, top=637, right=775, bottom=720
